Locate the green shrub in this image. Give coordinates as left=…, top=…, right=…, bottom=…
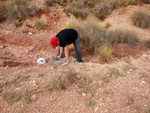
left=106, top=29, right=139, bottom=45
left=131, top=10, right=150, bottom=28
left=98, top=45, right=113, bottom=62
left=7, top=0, right=38, bottom=20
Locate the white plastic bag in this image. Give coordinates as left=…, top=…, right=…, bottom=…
left=37, top=58, right=46, bottom=64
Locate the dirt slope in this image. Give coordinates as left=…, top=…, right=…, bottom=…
left=0, top=3, right=150, bottom=113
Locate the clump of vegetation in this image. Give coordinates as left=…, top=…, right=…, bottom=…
left=65, top=68, right=92, bottom=88
left=3, top=92, right=21, bottom=105
left=93, top=0, right=121, bottom=20
left=65, top=0, right=87, bottom=19
left=0, top=4, right=8, bottom=23
left=44, top=0, right=54, bottom=8
left=98, top=45, right=113, bottom=62
left=126, top=0, right=150, bottom=5
left=23, top=89, right=37, bottom=104
left=7, top=0, right=38, bottom=24
left=106, top=29, right=139, bottom=45
left=45, top=77, right=63, bottom=91
left=144, top=39, right=150, bottom=48
left=131, top=10, right=150, bottom=28
left=35, top=17, right=46, bottom=30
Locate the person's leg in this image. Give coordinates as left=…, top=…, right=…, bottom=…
left=73, top=38, right=82, bottom=62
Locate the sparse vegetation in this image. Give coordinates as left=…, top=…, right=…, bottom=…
left=2, top=75, right=29, bottom=87
left=66, top=68, right=77, bottom=84
left=123, top=58, right=132, bottom=65
left=23, top=89, right=37, bottom=104
left=45, top=77, right=63, bottom=91
left=126, top=96, right=134, bottom=106
left=131, top=10, right=150, bottom=28
left=86, top=99, right=96, bottom=108
left=3, top=92, right=21, bottom=105
left=35, top=19, right=46, bottom=30
left=108, top=67, right=125, bottom=78
left=78, top=76, right=92, bottom=88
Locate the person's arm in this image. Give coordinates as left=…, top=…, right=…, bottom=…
left=57, top=46, right=63, bottom=59
left=61, top=45, right=69, bottom=66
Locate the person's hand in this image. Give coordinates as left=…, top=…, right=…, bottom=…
left=61, top=62, right=69, bottom=67
left=57, top=55, right=61, bottom=59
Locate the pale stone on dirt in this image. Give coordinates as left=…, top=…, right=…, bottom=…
left=31, top=94, right=37, bottom=101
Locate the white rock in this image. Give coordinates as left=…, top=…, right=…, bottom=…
left=31, top=94, right=37, bottom=101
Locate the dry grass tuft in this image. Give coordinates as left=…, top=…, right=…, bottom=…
left=131, top=10, right=150, bottom=28
left=98, top=45, right=113, bottom=62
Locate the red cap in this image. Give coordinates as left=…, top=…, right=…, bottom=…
left=50, top=37, right=58, bottom=49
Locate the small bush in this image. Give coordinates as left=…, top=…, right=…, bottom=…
left=66, top=68, right=77, bottom=84
left=45, top=77, right=63, bottom=91
left=3, top=92, right=21, bottom=105
left=77, top=76, right=92, bottom=88
left=98, top=45, right=113, bottom=62
left=65, top=0, right=87, bottom=19
left=44, top=0, right=54, bottom=8
left=93, top=0, right=121, bottom=20
left=35, top=19, right=46, bottom=30
left=131, top=10, right=150, bottom=28
left=79, top=16, right=106, bottom=53
left=106, top=29, right=139, bottom=45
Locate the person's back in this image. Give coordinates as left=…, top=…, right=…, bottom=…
left=56, top=29, right=78, bottom=47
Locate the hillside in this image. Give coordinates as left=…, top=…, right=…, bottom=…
left=0, top=0, right=150, bottom=113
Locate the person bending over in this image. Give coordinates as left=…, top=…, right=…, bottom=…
left=50, top=29, right=82, bottom=66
